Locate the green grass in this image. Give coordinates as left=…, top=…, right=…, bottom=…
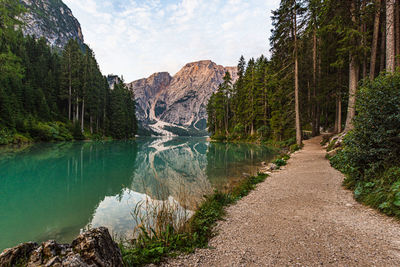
left=120, top=173, right=269, bottom=266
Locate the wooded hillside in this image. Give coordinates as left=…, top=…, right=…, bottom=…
left=207, top=0, right=400, bottom=145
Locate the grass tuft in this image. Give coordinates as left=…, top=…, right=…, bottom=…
left=120, top=173, right=268, bottom=266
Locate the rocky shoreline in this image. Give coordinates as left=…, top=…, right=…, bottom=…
left=0, top=227, right=123, bottom=267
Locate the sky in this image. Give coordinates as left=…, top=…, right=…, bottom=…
left=63, top=0, right=280, bottom=82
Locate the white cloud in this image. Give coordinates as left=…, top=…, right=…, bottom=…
left=63, top=0, right=280, bottom=82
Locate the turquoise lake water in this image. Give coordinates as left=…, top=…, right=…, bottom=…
left=0, top=137, right=275, bottom=251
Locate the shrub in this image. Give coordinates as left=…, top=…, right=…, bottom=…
left=55, top=122, right=73, bottom=141
left=30, top=122, right=54, bottom=141
left=0, top=128, right=14, bottom=145
left=273, top=158, right=286, bottom=167
left=257, top=125, right=271, bottom=140
left=12, top=133, right=31, bottom=144
left=289, top=143, right=301, bottom=153
left=331, top=73, right=400, bottom=218
left=211, top=134, right=226, bottom=142
left=332, top=73, right=400, bottom=183
left=71, top=122, right=85, bottom=140
left=233, top=123, right=245, bottom=137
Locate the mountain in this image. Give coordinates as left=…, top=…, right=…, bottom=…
left=20, top=0, right=84, bottom=48
left=127, top=60, right=238, bottom=136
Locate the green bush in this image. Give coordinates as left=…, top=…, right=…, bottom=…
left=55, top=122, right=73, bottom=141
left=30, top=122, right=54, bottom=141
left=12, top=133, right=31, bottom=144
left=257, top=125, right=271, bottom=140
left=331, top=73, right=400, bottom=218
left=289, top=143, right=301, bottom=153
left=0, top=128, right=14, bottom=145
left=273, top=158, right=286, bottom=167
left=71, top=122, right=85, bottom=140
left=211, top=134, right=226, bottom=142
left=233, top=123, right=245, bottom=137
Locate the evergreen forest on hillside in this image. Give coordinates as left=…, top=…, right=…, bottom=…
left=207, top=0, right=399, bottom=146
left=207, top=0, right=400, bottom=219
left=0, top=0, right=137, bottom=144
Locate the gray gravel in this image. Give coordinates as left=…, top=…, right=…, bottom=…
left=163, top=136, right=400, bottom=266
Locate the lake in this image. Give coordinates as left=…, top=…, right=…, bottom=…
left=0, top=137, right=275, bottom=251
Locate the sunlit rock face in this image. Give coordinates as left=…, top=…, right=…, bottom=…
left=128, top=72, right=173, bottom=122
left=20, top=0, right=84, bottom=49
left=127, top=60, right=238, bottom=136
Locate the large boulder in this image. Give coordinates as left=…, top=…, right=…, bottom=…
left=0, top=242, right=37, bottom=267
left=71, top=227, right=123, bottom=267
left=0, top=227, right=123, bottom=267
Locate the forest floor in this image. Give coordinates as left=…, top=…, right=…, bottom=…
left=163, top=136, right=400, bottom=266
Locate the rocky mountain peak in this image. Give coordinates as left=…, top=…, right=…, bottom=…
left=128, top=60, right=238, bottom=136
left=183, top=60, right=214, bottom=69
left=20, top=0, right=84, bottom=49
left=147, top=72, right=172, bottom=87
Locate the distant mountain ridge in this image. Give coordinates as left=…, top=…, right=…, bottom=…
left=127, top=60, right=238, bottom=136
left=19, top=0, right=238, bottom=136
left=20, top=0, right=84, bottom=48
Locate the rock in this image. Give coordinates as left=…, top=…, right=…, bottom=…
left=267, top=163, right=278, bottom=171
left=21, top=0, right=84, bottom=49
left=0, top=242, right=38, bottom=267
left=71, top=227, right=123, bottom=267
left=107, top=75, right=122, bottom=90
left=60, top=254, right=89, bottom=267
left=28, top=240, right=72, bottom=266
left=0, top=227, right=123, bottom=267
left=127, top=60, right=238, bottom=135
left=326, top=148, right=339, bottom=158
left=259, top=168, right=272, bottom=175
left=325, top=132, right=347, bottom=152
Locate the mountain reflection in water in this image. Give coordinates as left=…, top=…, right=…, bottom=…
left=0, top=137, right=274, bottom=251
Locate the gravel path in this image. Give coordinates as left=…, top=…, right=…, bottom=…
left=164, top=136, right=400, bottom=266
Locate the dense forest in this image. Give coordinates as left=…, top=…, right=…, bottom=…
left=207, top=0, right=400, bottom=146
left=207, top=0, right=400, bottom=218
left=0, top=0, right=137, bottom=144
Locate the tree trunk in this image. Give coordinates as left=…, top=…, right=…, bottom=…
left=334, top=95, right=339, bottom=133
left=337, top=71, right=343, bottom=133
left=316, top=104, right=321, bottom=135
left=381, top=18, right=387, bottom=72
left=338, top=93, right=342, bottom=133
left=345, top=55, right=360, bottom=131
left=294, top=3, right=302, bottom=145
left=396, top=0, right=400, bottom=66
left=72, top=100, right=75, bottom=123
left=387, top=0, right=396, bottom=72
left=362, top=0, right=368, bottom=79
left=250, top=69, right=255, bottom=136
left=315, top=45, right=322, bottom=135
left=264, top=82, right=268, bottom=126
left=68, top=53, right=72, bottom=121
left=81, top=99, right=84, bottom=133
left=90, top=115, right=93, bottom=134
left=307, top=81, right=311, bottom=120
left=76, top=97, right=79, bottom=123
left=370, top=0, right=382, bottom=79
left=312, top=29, right=317, bottom=137
left=345, top=1, right=360, bottom=131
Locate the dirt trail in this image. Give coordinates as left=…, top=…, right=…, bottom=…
left=165, top=136, right=400, bottom=266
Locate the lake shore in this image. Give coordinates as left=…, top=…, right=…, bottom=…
left=164, top=136, right=400, bottom=266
